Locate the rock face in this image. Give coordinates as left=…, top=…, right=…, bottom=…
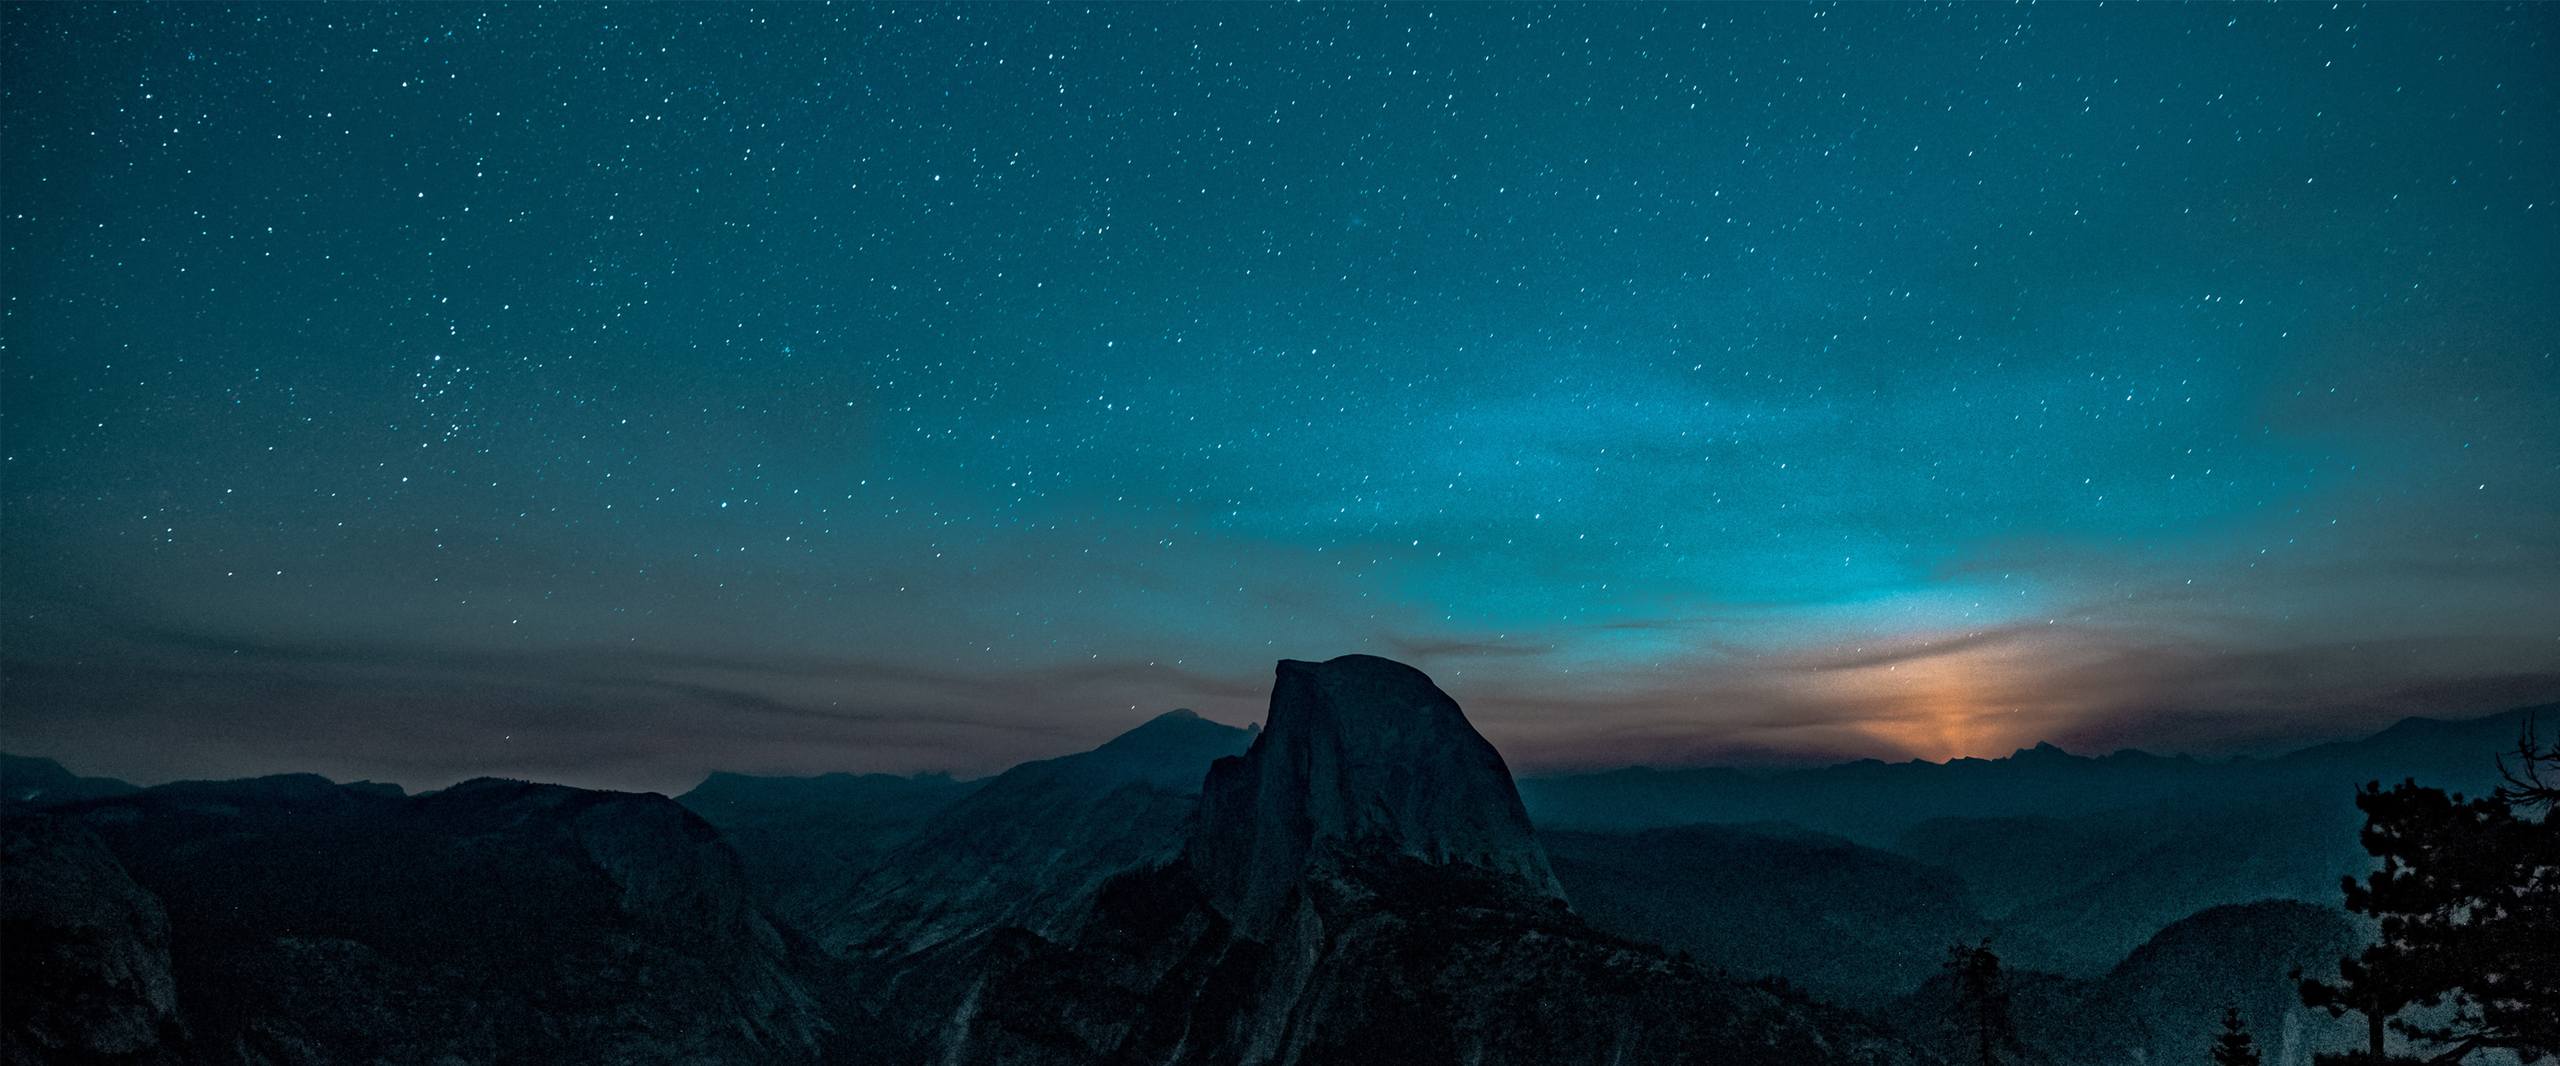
left=886, top=655, right=1920, bottom=1066
left=1190, top=655, right=1563, bottom=935
left=0, top=814, right=181, bottom=1066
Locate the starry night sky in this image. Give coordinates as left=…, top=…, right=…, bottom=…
left=5, top=4, right=2557, bottom=792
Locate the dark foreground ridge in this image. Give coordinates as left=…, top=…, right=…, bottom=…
left=2, top=776, right=844, bottom=1065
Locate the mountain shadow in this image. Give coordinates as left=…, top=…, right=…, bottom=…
left=809, top=708, right=1256, bottom=960
left=677, top=767, right=979, bottom=930
left=3, top=773, right=846, bottom=1065
left=1546, top=822, right=1986, bottom=1009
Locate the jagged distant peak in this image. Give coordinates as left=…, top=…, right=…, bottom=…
left=1094, top=706, right=1242, bottom=750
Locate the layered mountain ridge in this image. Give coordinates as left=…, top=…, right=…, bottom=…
left=8, top=669, right=2543, bottom=1065
left=886, top=654, right=1918, bottom=1066
left=1518, top=703, right=2551, bottom=844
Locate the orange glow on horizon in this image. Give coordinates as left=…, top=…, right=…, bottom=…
left=1822, top=643, right=2036, bottom=763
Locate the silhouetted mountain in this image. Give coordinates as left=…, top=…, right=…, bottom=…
left=2063, top=900, right=2364, bottom=1066
left=1522, top=702, right=2552, bottom=979
left=1190, top=656, right=1563, bottom=935
left=1524, top=743, right=2200, bottom=844
left=1522, top=704, right=2547, bottom=843
left=2275, top=708, right=2560, bottom=813
left=1545, top=822, right=1985, bottom=1008
left=677, top=768, right=977, bottom=929
left=1, top=753, right=138, bottom=807
left=6, top=772, right=843, bottom=1065
left=866, top=655, right=1926, bottom=1065
left=811, top=707, right=1254, bottom=958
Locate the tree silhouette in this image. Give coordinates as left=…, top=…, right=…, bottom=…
left=2211, top=1005, right=2262, bottom=1066
left=1943, top=938, right=2018, bottom=1066
left=2497, top=716, right=2560, bottom=810
left=2300, top=717, right=2560, bottom=1065
left=2475, top=718, right=2560, bottom=1064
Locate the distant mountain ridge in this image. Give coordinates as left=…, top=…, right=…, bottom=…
left=15, top=702, right=2539, bottom=824
left=1521, top=702, right=2551, bottom=986
left=7, top=695, right=2545, bottom=1065
left=1518, top=703, right=2550, bottom=844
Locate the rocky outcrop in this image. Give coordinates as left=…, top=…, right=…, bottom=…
left=916, top=856, right=1915, bottom=1066
left=894, top=655, right=1921, bottom=1066
left=13, top=774, right=843, bottom=1065
left=1, top=814, right=180, bottom=1065
left=1191, top=655, right=1563, bottom=935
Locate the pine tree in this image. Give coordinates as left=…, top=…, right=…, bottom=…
left=2211, top=1005, right=2262, bottom=1066
left=2299, top=717, right=2560, bottom=1066
left=1943, top=938, right=2018, bottom=1066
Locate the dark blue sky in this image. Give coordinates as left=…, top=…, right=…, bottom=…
left=6, top=4, right=2556, bottom=792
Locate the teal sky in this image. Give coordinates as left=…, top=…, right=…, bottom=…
left=5, top=4, right=2556, bottom=791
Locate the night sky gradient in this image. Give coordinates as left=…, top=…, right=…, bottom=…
left=5, top=4, right=2557, bottom=793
